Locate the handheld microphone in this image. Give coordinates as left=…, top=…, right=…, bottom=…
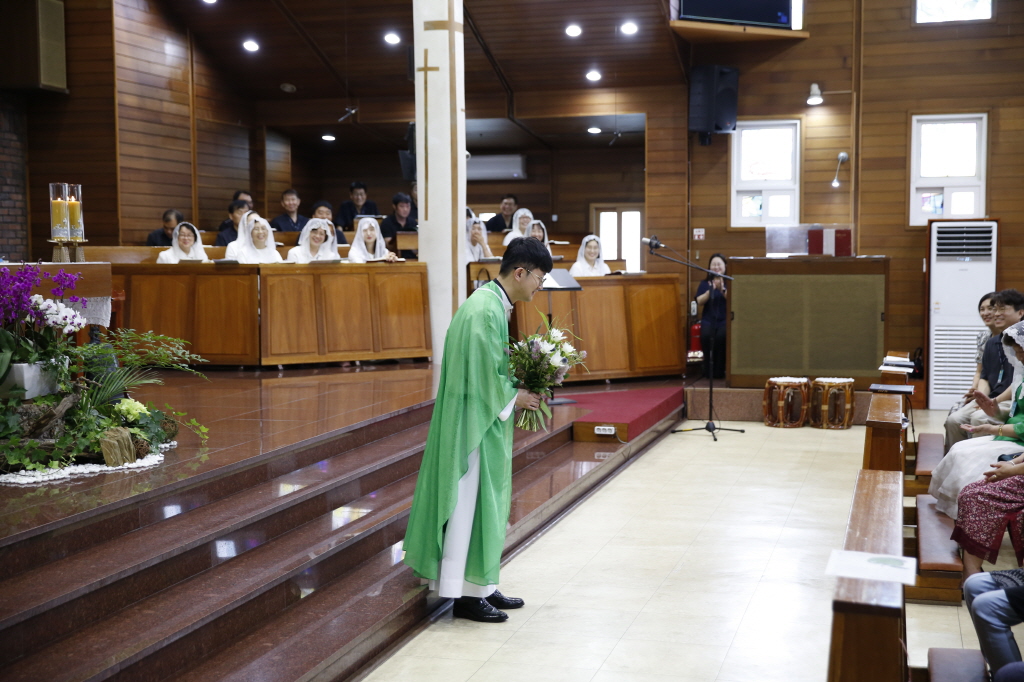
left=641, top=236, right=664, bottom=249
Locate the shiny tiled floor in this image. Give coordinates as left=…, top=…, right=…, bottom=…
left=362, top=410, right=1018, bottom=681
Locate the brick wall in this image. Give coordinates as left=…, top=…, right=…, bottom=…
left=0, top=91, right=29, bottom=262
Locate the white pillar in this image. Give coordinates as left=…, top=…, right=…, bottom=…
left=413, top=0, right=467, bottom=356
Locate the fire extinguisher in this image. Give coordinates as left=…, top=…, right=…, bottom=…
left=689, top=321, right=702, bottom=358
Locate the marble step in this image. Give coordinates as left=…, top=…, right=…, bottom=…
left=0, top=403, right=435, bottom=584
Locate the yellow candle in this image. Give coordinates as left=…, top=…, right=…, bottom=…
left=68, top=200, right=84, bottom=239
left=50, top=199, right=69, bottom=239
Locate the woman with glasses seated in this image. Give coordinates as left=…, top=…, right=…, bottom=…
left=569, top=235, right=610, bottom=278
left=156, top=222, right=208, bottom=263
left=287, top=218, right=339, bottom=263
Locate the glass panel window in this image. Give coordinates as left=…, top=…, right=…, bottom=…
left=739, top=128, right=795, bottom=181
left=767, top=194, right=792, bottom=219
left=741, top=194, right=763, bottom=218
left=950, top=191, right=976, bottom=215
left=621, top=211, right=642, bottom=273
left=599, top=212, right=618, bottom=260
left=920, top=121, right=978, bottom=177
left=917, top=0, right=992, bottom=24
left=920, top=191, right=944, bottom=214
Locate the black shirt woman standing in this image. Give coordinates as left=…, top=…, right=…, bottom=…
left=694, top=253, right=728, bottom=380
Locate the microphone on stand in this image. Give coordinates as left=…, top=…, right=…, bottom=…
left=641, top=236, right=664, bottom=249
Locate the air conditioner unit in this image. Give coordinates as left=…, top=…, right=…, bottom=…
left=928, top=220, right=998, bottom=410
left=466, top=154, right=527, bottom=181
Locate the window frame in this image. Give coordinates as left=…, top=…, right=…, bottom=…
left=909, top=112, right=988, bottom=228
left=913, top=0, right=995, bottom=26
left=729, top=118, right=802, bottom=229
left=589, top=202, right=646, bottom=272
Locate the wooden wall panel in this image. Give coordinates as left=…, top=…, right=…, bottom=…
left=196, top=119, right=249, bottom=230
left=859, top=0, right=1024, bottom=353
left=265, top=129, right=292, bottom=213
left=27, top=0, right=119, bottom=258
left=113, top=0, right=194, bottom=245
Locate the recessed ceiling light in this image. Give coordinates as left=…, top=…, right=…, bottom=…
left=384, top=33, right=400, bottom=45
left=621, top=22, right=638, bottom=34
left=202, top=0, right=216, bottom=4
left=243, top=40, right=259, bottom=52
left=566, top=24, right=582, bottom=37
left=280, top=83, right=296, bottom=93
left=322, top=135, right=336, bottom=141
left=588, top=127, right=602, bottom=134
left=586, top=70, right=601, bottom=81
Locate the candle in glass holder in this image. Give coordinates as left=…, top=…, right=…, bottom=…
left=49, top=182, right=70, bottom=240
left=68, top=184, right=84, bottom=240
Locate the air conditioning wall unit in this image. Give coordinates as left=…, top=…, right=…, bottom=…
left=928, top=219, right=999, bottom=410
left=466, top=154, right=527, bottom=181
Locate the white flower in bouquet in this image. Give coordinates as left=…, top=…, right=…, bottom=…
left=548, top=352, right=564, bottom=367
left=561, top=342, right=575, bottom=355
left=549, top=328, right=565, bottom=342
left=508, top=317, right=588, bottom=432
left=537, top=339, right=555, bottom=354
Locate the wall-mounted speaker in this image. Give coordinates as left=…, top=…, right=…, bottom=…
left=688, top=65, right=738, bottom=145
left=0, top=0, right=67, bottom=93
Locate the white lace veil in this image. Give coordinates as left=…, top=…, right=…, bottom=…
left=167, top=222, right=208, bottom=262
left=233, top=214, right=278, bottom=263
left=575, top=234, right=604, bottom=270
left=502, top=208, right=534, bottom=245
left=465, top=217, right=485, bottom=262
left=1003, top=321, right=1024, bottom=389
left=527, top=219, right=552, bottom=254
left=293, top=218, right=338, bottom=262
left=348, top=217, right=389, bottom=263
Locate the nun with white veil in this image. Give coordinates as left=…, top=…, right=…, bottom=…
left=569, top=234, right=611, bottom=277
left=348, top=217, right=397, bottom=263
left=287, top=218, right=339, bottom=263
left=526, top=219, right=552, bottom=255
left=465, top=217, right=493, bottom=263
left=501, top=208, right=534, bottom=246
left=225, top=213, right=283, bottom=264
left=929, top=320, right=1024, bottom=517
left=156, top=222, right=209, bottom=263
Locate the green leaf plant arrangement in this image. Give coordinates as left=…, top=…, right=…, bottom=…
left=0, top=263, right=210, bottom=474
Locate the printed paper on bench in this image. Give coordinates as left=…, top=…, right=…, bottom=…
left=825, top=549, right=918, bottom=586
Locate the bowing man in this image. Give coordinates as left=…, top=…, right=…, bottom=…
left=225, top=213, right=283, bottom=264
left=403, top=237, right=551, bottom=622
left=156, top=222, right=209, bottom=264
left=569, top=235, right=611, bottom=277
left=287, top=218, right=339, bottom=263
left=348, top=217, right=397, bottom=263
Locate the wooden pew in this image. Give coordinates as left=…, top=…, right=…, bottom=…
left=83, top=245, right=350, bottom=264
left=863, top=393, right=905, bottom=472
left=828, top=469, right=986, bottom=681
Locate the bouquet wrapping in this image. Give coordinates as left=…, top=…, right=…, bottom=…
left=508, top=320, right=587, bottom=431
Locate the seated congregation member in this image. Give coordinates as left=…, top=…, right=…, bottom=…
left=336, top=181, right=379, bottom=229
left=465, top=217, right=493, bottom=263
left=269, top=189, right=308, bottom=233
left=931, top=320, right=1024, bottom=518
left=379, top=192, right=417, bottom=244
left=569, top=235, right=611, bottom=278
left=225, top=213, right=283, bottom=264
left=156, top=222, right=208, bottom=264
left=527, top=220, right=552, bottom=255
left=947, top=290, right=1024, bottom=452
left=348, top=217, right=397, bottom=263
left=501, top=208, right=533, bottom=246
left=695, top=253, right=728, bottom=380
left=485, top=194, right=517, bottom=233
left=147, top=209, right=183, bottom=247
left=310, top=200, right=346, bottom=245
left=286, top=218, right=339, bottom=263
left=216, top=190, right=252, bottom=234
left=214, top=200, right=250, bottom=247
left=963, top=569, right=1024, bottom=677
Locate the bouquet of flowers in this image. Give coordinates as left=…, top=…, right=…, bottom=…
left=508, top=320, right=587, bottom=431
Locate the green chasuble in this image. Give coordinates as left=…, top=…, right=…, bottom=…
left=403, top=281, right=519, bottom=587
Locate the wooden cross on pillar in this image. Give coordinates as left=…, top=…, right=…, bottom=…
left=416, top=49, right=439, bottom=222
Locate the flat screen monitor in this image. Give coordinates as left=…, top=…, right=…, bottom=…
left=680, top=0, right=792, bottom=29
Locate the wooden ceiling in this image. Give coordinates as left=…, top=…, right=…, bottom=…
left=162, top=0, right=683, bottom=148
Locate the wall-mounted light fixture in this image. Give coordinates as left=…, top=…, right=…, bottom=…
left=807, top=83, right=854, bottom=106
left=832, top=152, right=849, bottom=188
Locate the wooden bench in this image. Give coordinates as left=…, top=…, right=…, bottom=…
left=828, top=470, right=986, bottom=681
left=906, top=494, right=963, bottom=603
left=863, top=392, right=906, bottom=472
left=905, top=432, right=944, bottom=497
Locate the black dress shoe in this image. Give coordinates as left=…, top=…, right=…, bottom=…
left=452, top=597, right=508, bottom=623
left=485, top=589, right=525, bottom=610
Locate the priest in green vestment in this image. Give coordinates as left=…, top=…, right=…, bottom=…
left=403, top=237, right=553, bottom=623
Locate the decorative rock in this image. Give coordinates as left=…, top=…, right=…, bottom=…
left=99, top=427, right=137, bottom=467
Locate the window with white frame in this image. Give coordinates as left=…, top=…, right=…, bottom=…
left=910, top=113, right=987, bottom=226
left=916, top=0, right=992, bottom=24
left=590, top=203, right=644, bottom=272
left=730, top=120, right=800, bottom=228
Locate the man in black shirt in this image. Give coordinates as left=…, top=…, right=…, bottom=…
left=216, top=190, right=252, bottom=234
left=147, top=209, right=183, bottom=247
left=214, top=200, right=250, bottom=247
left=336, top=182, right=380, bottom=229
left=269, top=189, right=308, bottom=233
left=485, top=194, right=517, bottom=233
left=379, top=193, right=417, bottom=245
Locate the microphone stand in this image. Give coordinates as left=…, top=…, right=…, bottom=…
left=644, top=237, right=745, bottom=441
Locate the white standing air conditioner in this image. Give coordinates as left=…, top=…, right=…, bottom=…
left=928, top=220, right=998, bottom=410
left=466, top=154, right=527, bottom=181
